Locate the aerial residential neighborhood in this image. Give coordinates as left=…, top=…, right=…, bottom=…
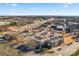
left=0, top=16, right=79, bottom=56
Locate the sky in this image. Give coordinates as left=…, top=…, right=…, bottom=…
left=0, top=3, right=79, bottom=16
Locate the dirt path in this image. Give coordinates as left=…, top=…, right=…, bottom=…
left=63, top=33, right=74, bottom=45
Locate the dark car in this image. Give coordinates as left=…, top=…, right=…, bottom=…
left=16, top=44, right=31, bottom=52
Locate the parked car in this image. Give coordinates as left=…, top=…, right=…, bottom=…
left=16, top=44, right=31, bottom=52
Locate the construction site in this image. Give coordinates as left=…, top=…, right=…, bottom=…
left=0, top=16, right=79, bottom=56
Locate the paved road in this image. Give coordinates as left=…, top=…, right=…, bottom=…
left=49, top=42, right=79, bottom=56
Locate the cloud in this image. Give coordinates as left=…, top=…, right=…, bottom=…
left=66, top=3, right=72, bottom=5
left=32, top=8, right=36, bottom=10
left=11, top=3, right=18, bottom=6
left=64, top=3, right=72, bottom=8
left=64, top=5, right=69, bottom=8
left=8, top=8, right=16, bottom=11
left=64, top=4, right=69, bottom=8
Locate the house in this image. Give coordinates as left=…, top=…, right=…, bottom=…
left=51, top=24, right=63, bottom=31
left=0, top=34, right=13, bottom=43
